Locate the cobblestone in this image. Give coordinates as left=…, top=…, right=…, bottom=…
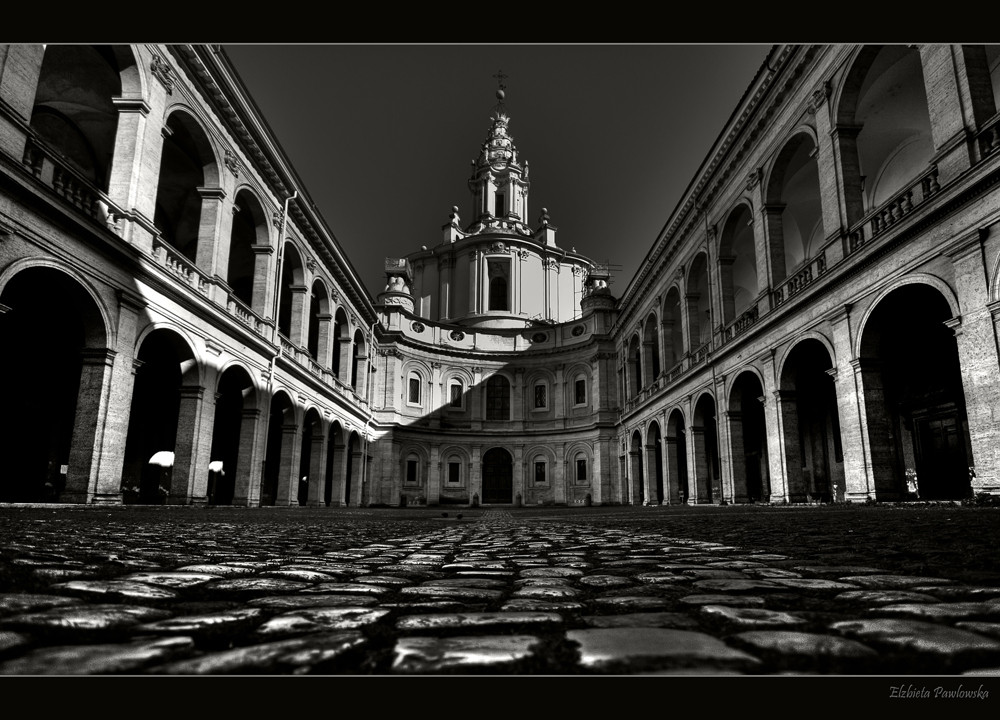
left=0, top=503, right=998, bottom=677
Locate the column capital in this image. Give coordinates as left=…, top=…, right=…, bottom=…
left=196, top=186, right=227, bottom=201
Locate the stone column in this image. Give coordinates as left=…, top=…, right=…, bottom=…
left=330, top=437, right=350, bottom=507
left=827, top=305, right=874, bottom=501
left=664, top=435, right=681, bottom=504
left=275, top=421, right=301, bottom=506
left=0, top=45, right=43, bottom=159
left=64, top=349, right=115, bottom=503
left=513, top=444, right=524, bottom=505
left=251, top=244, right=275, bottom=320
left=428, top=444, right=441, bottom=505
left=553, top=443, right=567, bottom=505
left=918, top=45, right=974, bottom=185
left=830, top=125, right=864, bottom=231
left=194, top=187, right=227, bottom=278
left=762, top=205, right=787, bottom=289
left=287, top=285, right=308, bottom=347
left=232, top=408, right=262, bottom=506
left=774, top=389, right=804, bottom=502
left=307, top=429, right=328, bottom=507
left=171, top=385, right=214, bottom=505
left=315, top=313, right=334, bottom=369
left=92, top=291, right=144, bottom=503
left=948, top=230, right=1000, bottom=494
left=725, top=410, right=746, bottom=503
left=470, top=444, right=482, bottom=506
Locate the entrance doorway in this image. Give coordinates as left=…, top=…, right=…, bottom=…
left=482, top=447, right=513, bottom=504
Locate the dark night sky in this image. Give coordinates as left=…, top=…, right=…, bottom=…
left=223, top=44, right=773, bottom=301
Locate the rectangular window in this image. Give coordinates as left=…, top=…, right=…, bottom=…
left=576, top=459, right=587, bottom=482
left=486, top=376, right=510, bottom=421
left=406, top=460, right=418, bottom=484
left=450, top=382, right=463, bottom=408
left=408, top=377, right=420, bottom=404
left=495, top=192, right=505, bottom=216
left=575, top=378, right=587, bottom=405
left=448, top=461, right=461, bottom=484
left=534, top=461, right=546, bottom=485
left=534, top=383, right=546, bottom=409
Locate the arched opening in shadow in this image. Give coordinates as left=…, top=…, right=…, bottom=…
left=667, top=408, right=688, bottom=503
left=262, top=390, right=295, bottom=506
left=765, top=133, right=824, bottom=284
left=778, top=338, right=843, bottom=502
left=208, top=365, right=256, bottom=505
left=277, top=243, right=304, bottom=342
left=837, top=45, right=934, bottom=219
left=228, top=189, right=269, bottom=312
left=686, top=253, right=711, bottom=350
left=629, top=429, right=644, bottom=505
left=693, top=394, right=720, bottom=503
left=662, top=287, right=684, bottom=371
left=646, top=421, right=664, bottom=504
left=859, top=283, right=972, bottom=500
left=122, top=328, right=197, bottom=505
left=643, top=313, right=660, bottom=382
left=299, top=408, right=323, bottom=506
left=728, top=371, right=770, bottom=503
left=0, top=266, right=106, bottom=502
left=153, top=110, right=220, bottom=267
left=719, top=204, right=759, bottom=324
left=482, top=447, right=513, bottom=504
left=30, top=44, right=135, bottom=191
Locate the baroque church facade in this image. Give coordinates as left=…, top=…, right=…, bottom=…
left=1, top=44, right=999, bottom=508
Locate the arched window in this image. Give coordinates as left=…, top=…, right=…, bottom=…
left=407, top=372, right=422, bottom=406
left=448, top=379, right=464, bottom=409
left=486, top=375, right=510, bottom=421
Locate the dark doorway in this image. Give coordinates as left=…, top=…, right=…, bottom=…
left=482, top=447, right=513, bottom=504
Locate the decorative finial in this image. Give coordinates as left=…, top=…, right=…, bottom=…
left=493, top=69, right=508, bottom=101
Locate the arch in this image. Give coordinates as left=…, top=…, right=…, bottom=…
left=855, top=273, right=962, bottom=358
left=727, top=369, right=770, bottom=503
left=627, top=333, right=642, bottom=397
left=120, top=327, right=200, bottom=505
left=646, top=420, right=664, bottom=504
left=261, top=389, right=297, bottom=506
left=406, top=368, right=424, bottom=406
left=297, top=407, right=324, bottom=506
left=484, top=373, right=512, bottom=421
left=629, top=428, right=645, bottom=505
left=857, top=281, right=971, bottom=501
left=718, top=202, right=759, bottom=323
left=481, top=446, right=513, bottom=503
left=0, top=257, right=112, bottom=348
left=227, top=188, right=270, bottom=310
left=153, top=108, right=221, bottom=267
left=351, top=328, right=367, bottom=393
left=307, top=278, right=330, bottom=361
left=763, top=129, right=824, bottom=283
left=777, top=337, right=843, bottom=503
left=666, top=407, right=689, bottom=503
left=835, top=45, right=934, bottom=226
left=686, top=252, right=711, bottom=350
left=661, top=286, right=684, bottom=370
left=776, top=330, right=838, bottom=388
left=693, top=392, right=720, bottom=503
left=30, top=45, right=139, bottom=190
left=277, top=242, right=305, bottom=341
left=208, top=363, right=257, bottom=505
left=0, top=265, right=111, bottom=502
left=642, top=311, right=661, bottom=382
left=332, top=306, right=350, bottom=380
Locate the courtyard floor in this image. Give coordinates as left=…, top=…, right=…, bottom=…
left=0, top=501, right=999, bottom=706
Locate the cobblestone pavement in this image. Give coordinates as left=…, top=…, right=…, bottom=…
left=0, top=503, right=999, bottom=679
